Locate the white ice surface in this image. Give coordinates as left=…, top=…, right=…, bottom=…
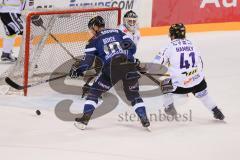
left=0, top=31, right=240, bottom=160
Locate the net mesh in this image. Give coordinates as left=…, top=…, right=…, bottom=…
left=0, top=7, right=120, bottom=95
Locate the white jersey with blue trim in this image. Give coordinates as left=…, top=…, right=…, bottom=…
left=118, top=24, right=140, bottom=46
left=153, top=38, right=204, bottom=88
left=0, top=0, right=23, bottom=13
left=0, top=0, right=33, bottom=13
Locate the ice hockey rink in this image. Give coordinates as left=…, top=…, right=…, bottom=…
left=0, top=30, right=240, bottom=160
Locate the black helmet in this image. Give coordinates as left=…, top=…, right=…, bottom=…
left=124, top=10, right=138, bottom=19
left=88, top=16, right=105, bottom=29
left=169, top=23, right=186, bottom=39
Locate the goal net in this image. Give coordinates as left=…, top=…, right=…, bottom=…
left=0, top=7, right=121, bottom=96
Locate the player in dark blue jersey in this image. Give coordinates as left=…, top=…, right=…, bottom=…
left=70, top=16, right=150, bottom=130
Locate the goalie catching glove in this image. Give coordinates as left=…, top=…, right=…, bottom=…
left=31, top=15, right=43, bottom=27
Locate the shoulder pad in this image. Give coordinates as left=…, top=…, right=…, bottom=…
left=170, top=40, right=179, bottom=46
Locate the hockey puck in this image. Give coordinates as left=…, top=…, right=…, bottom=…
left=36, top=110, right=41, bottom=116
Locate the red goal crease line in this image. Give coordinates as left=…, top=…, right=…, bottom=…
left=0, top=22, right=240, bottom=47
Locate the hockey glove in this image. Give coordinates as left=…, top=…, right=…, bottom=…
left=69, top=60, right=84, bottom=78
left=120, top=39, right=134, bottom=50
left=161, top=78, right=174, bottom=94
left=31, top=15, right=43, bottom=27
left=135, top=59, right=147, bottom=74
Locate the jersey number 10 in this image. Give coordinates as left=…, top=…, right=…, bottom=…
left=104, top=42, right=122, bottom=55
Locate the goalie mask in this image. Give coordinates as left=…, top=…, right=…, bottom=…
left=123, top=10, right=138, bottom=33
left=169, top=23, right=186, bottom=39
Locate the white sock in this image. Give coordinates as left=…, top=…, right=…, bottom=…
left=195, top=89, right=216, bottom=111
left=3, top=36, right=16, bottom=54
left=163, top=93, right=174, bottom=108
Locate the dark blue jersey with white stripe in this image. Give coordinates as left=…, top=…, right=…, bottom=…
left=79, top=29, right=136, bottom=72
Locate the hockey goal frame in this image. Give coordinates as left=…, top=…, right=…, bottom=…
left=23, top=7, right=121, bottom=96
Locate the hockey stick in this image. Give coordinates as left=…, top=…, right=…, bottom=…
left=5, top=64, right=100, bottom=90
left=142, top=73, right=162, bottom=86
left=140, top=72, right=170, bottom=77
left=5, top=73, right=98, bottom=90
left=5, top=74, right=67, bottom=90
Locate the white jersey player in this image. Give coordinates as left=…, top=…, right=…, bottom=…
left=118, top=10, right=140, bottom=46
left=0, top=0, right=32, bottom=62
left=152, top=23, right=225, bottom=120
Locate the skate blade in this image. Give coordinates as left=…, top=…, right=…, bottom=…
left=213, top=119, right=227, bottom=124
left=74, top=122, right=87, bottom=130
left=0, top=60, right=16, bottom=64
left=145, top=126, right=151, bottom=132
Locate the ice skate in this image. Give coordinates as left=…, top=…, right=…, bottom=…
left=1, top=52, right=17, bottom=62
left=74, top=112, right=93, bottom=130
left=164, top=104, right=177, bottom=116
left=139, top=116, right=151, bottom=131
left=212, top=107, right=225, bottom=120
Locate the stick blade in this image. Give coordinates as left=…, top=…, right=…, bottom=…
left=5, top=77, right=24, bottom=90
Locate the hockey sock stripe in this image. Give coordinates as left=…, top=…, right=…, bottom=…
left=133, top=102, right=145, bottom=111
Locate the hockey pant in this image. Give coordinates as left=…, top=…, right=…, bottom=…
left=164, top=79, right=217, bottom=110
left=84, top=55, right=144, bottom=112
left=0, top=12, right=23, bottom=36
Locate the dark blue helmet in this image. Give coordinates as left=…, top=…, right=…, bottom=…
left=88, top=16, right=105, bottom=29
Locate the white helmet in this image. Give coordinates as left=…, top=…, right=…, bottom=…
left=123, top=10, right=138, bottom=33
